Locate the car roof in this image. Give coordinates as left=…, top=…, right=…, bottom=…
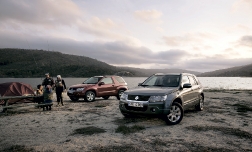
left=154, top=73, right=195, bottom=76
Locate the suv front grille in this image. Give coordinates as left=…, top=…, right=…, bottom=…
left=128, top=95, right=150, bottom=101
left=124, top=104, right=148, bottom=111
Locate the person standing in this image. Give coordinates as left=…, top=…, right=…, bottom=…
left=55, top=75, right=66, bottom=106
left=42, top=73, right=55, bottom=88
left=36, top=84, right=44, bottom=105
left=43, top=85, right=53, bottom=111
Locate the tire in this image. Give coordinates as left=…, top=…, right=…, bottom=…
left=117, top=90, right=125, bottom=100
left=70, top=96, right=79, bottom=101
left=195, top=95, right=204, bottom=111
left=84, top=91, right=95, bottom=102
left=164, top=102, right=184, bottom=125
left=102, top=96, right=110, bottom=100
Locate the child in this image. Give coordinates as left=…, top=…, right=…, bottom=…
left=43, top=85, right=53, bottom=111
left=36, top=84, right=43, bottom=96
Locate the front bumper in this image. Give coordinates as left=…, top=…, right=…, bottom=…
left=119, top=100, right=170, bottom=115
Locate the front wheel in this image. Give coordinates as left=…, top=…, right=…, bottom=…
left=117, top=90, right=124, bottom=100
left=164, top=102, right=184, bottom=125
left=195, top=95, right=204, bottom=111
left=70, top=96, right=79, bottom=101
left=84, top=91, right=96, bottom=102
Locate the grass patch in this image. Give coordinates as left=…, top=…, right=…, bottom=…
left=113, top=117, right=159, bottom=125
left=2, top=145, right=35, bottom=152
left=94, top=102, right=110, bottom=108
left=209, top=118, right=226, bottom=123
left=151, top=139, right=167, bottom=146
left=72, top=126, right=106, bottom=135
left=91, top=145, right=141, bottom=152
left=186, top=125, right=252, bottom=140
left=232, top=104, right=252, bottom=113
left=115, top=125, right=145, bottom=135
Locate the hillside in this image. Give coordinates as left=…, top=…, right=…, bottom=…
left=197, top=64, right=252, bottom=77
left=0, top=48, right=123, bottom=77
left=0, top=48, right=200, bottom=78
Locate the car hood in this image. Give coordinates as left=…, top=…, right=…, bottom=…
left=69, top=84, right=95, bottom=88
left=125, top=86, right=178, bottom=96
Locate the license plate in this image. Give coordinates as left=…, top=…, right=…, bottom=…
left=128, top=102, right=143, bottom=107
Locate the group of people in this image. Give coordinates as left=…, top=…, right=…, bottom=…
left=36, top=73, right=66, bottom=111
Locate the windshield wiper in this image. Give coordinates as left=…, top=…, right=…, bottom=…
left=153, top=85, right=164, bottom=87
left=140, top=84, right=149, bottom=86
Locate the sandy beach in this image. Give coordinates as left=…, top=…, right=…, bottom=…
left=0, top=90, right=252, bottom=152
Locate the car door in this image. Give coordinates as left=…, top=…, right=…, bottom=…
left=188, top=75, right=201, bottom=104
left=180, top=75, right=194, bottom=108
left=97, top=77, right=117, bottom=96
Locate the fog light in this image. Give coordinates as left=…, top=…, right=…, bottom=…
left=151, top=108, right=156, bottom=112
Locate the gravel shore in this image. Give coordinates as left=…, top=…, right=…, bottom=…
left=0, top=90, right=252, bottom=152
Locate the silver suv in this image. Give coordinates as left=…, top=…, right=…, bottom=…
left=119, top=73, right=204, bottom=125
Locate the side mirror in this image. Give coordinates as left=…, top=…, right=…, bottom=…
left=138, top=83, right=142, bottom=86
left=183, top=83, right=192, bottom=88
left=98, top=82, right=105, bottom=86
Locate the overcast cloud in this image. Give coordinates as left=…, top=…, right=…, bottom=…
left=0, top=0, right=252, bottom=72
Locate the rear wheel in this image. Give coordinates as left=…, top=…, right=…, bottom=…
left=70, top=96, right=79, bottom=101
left=164, top=102, right=184, bottom=125
left=117, top=90, right=124, bottom=100
left=196, top=95, right=204, bottom=111
left=84, top=91, right=95, bottom=102
left=102, top=96, right=110, bottom=100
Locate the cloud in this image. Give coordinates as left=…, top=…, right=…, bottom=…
left=0, top=0, right=82, bottom=27
left=162, top=32, right=214, bottom=47
left=231, top=0, right=252, bottom=13
left=0, top=31, right=252, bottom=73
left=237, top=35, right=252, bottom=47
left=134, top=9, right=163, bottom=24
left=0, top=0, right=142, bottom=46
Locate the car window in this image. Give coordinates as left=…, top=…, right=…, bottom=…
left=193, top=76, right=200, bottom=85
left=188, top=75, right=197, bottom=85
left=182, top=76, right=190, bottom=83
left=182, top=76, right=190, bottom=85
left=161, top=75, right=180, bottom=87
left=83, top=77, right=103, bottom=84
left=142, top=75, right=158, bottom=85
left=142, top=75, right=180, bottom=87
left=101, top=77, right=113, bottom=84
left=115, top=77, right=126, bottom=83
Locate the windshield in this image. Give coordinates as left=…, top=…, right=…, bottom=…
left=141, top=75, right=180, bottom=87
left=83, top=77, right=103, bottom=84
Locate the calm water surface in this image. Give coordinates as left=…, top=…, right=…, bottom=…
left=0, top=77, right=252, bottom=90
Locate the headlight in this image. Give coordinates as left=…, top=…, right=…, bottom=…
left=149, top=95, right=167, bottom=103
left=120, top=93, right=128, bottom=100
left=76, top=88, right=85, bottom=91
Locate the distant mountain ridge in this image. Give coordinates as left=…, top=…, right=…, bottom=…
left=0, top=48, right=201, bottom=77
left=197, top=64, right=252, bottom=77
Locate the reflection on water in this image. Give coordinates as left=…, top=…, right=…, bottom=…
left=0, top=77, right=252, bottom=90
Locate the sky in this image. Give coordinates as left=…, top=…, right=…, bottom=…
left=0, top=0, right=252, bottom=72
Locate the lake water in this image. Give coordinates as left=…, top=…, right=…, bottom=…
left=0, top=77, right=252, bottom=90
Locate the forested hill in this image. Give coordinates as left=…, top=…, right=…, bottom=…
left=0, top=48, right=139, bottom=78
left=197, top=64, right=252, bottom=77
left=0, top=48, right=200, bottom=78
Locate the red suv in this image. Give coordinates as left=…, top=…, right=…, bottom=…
left=67, top=76, right=128, bottom=102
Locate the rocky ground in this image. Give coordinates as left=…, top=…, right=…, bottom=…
left=0, top=90, right=252, bottom=152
